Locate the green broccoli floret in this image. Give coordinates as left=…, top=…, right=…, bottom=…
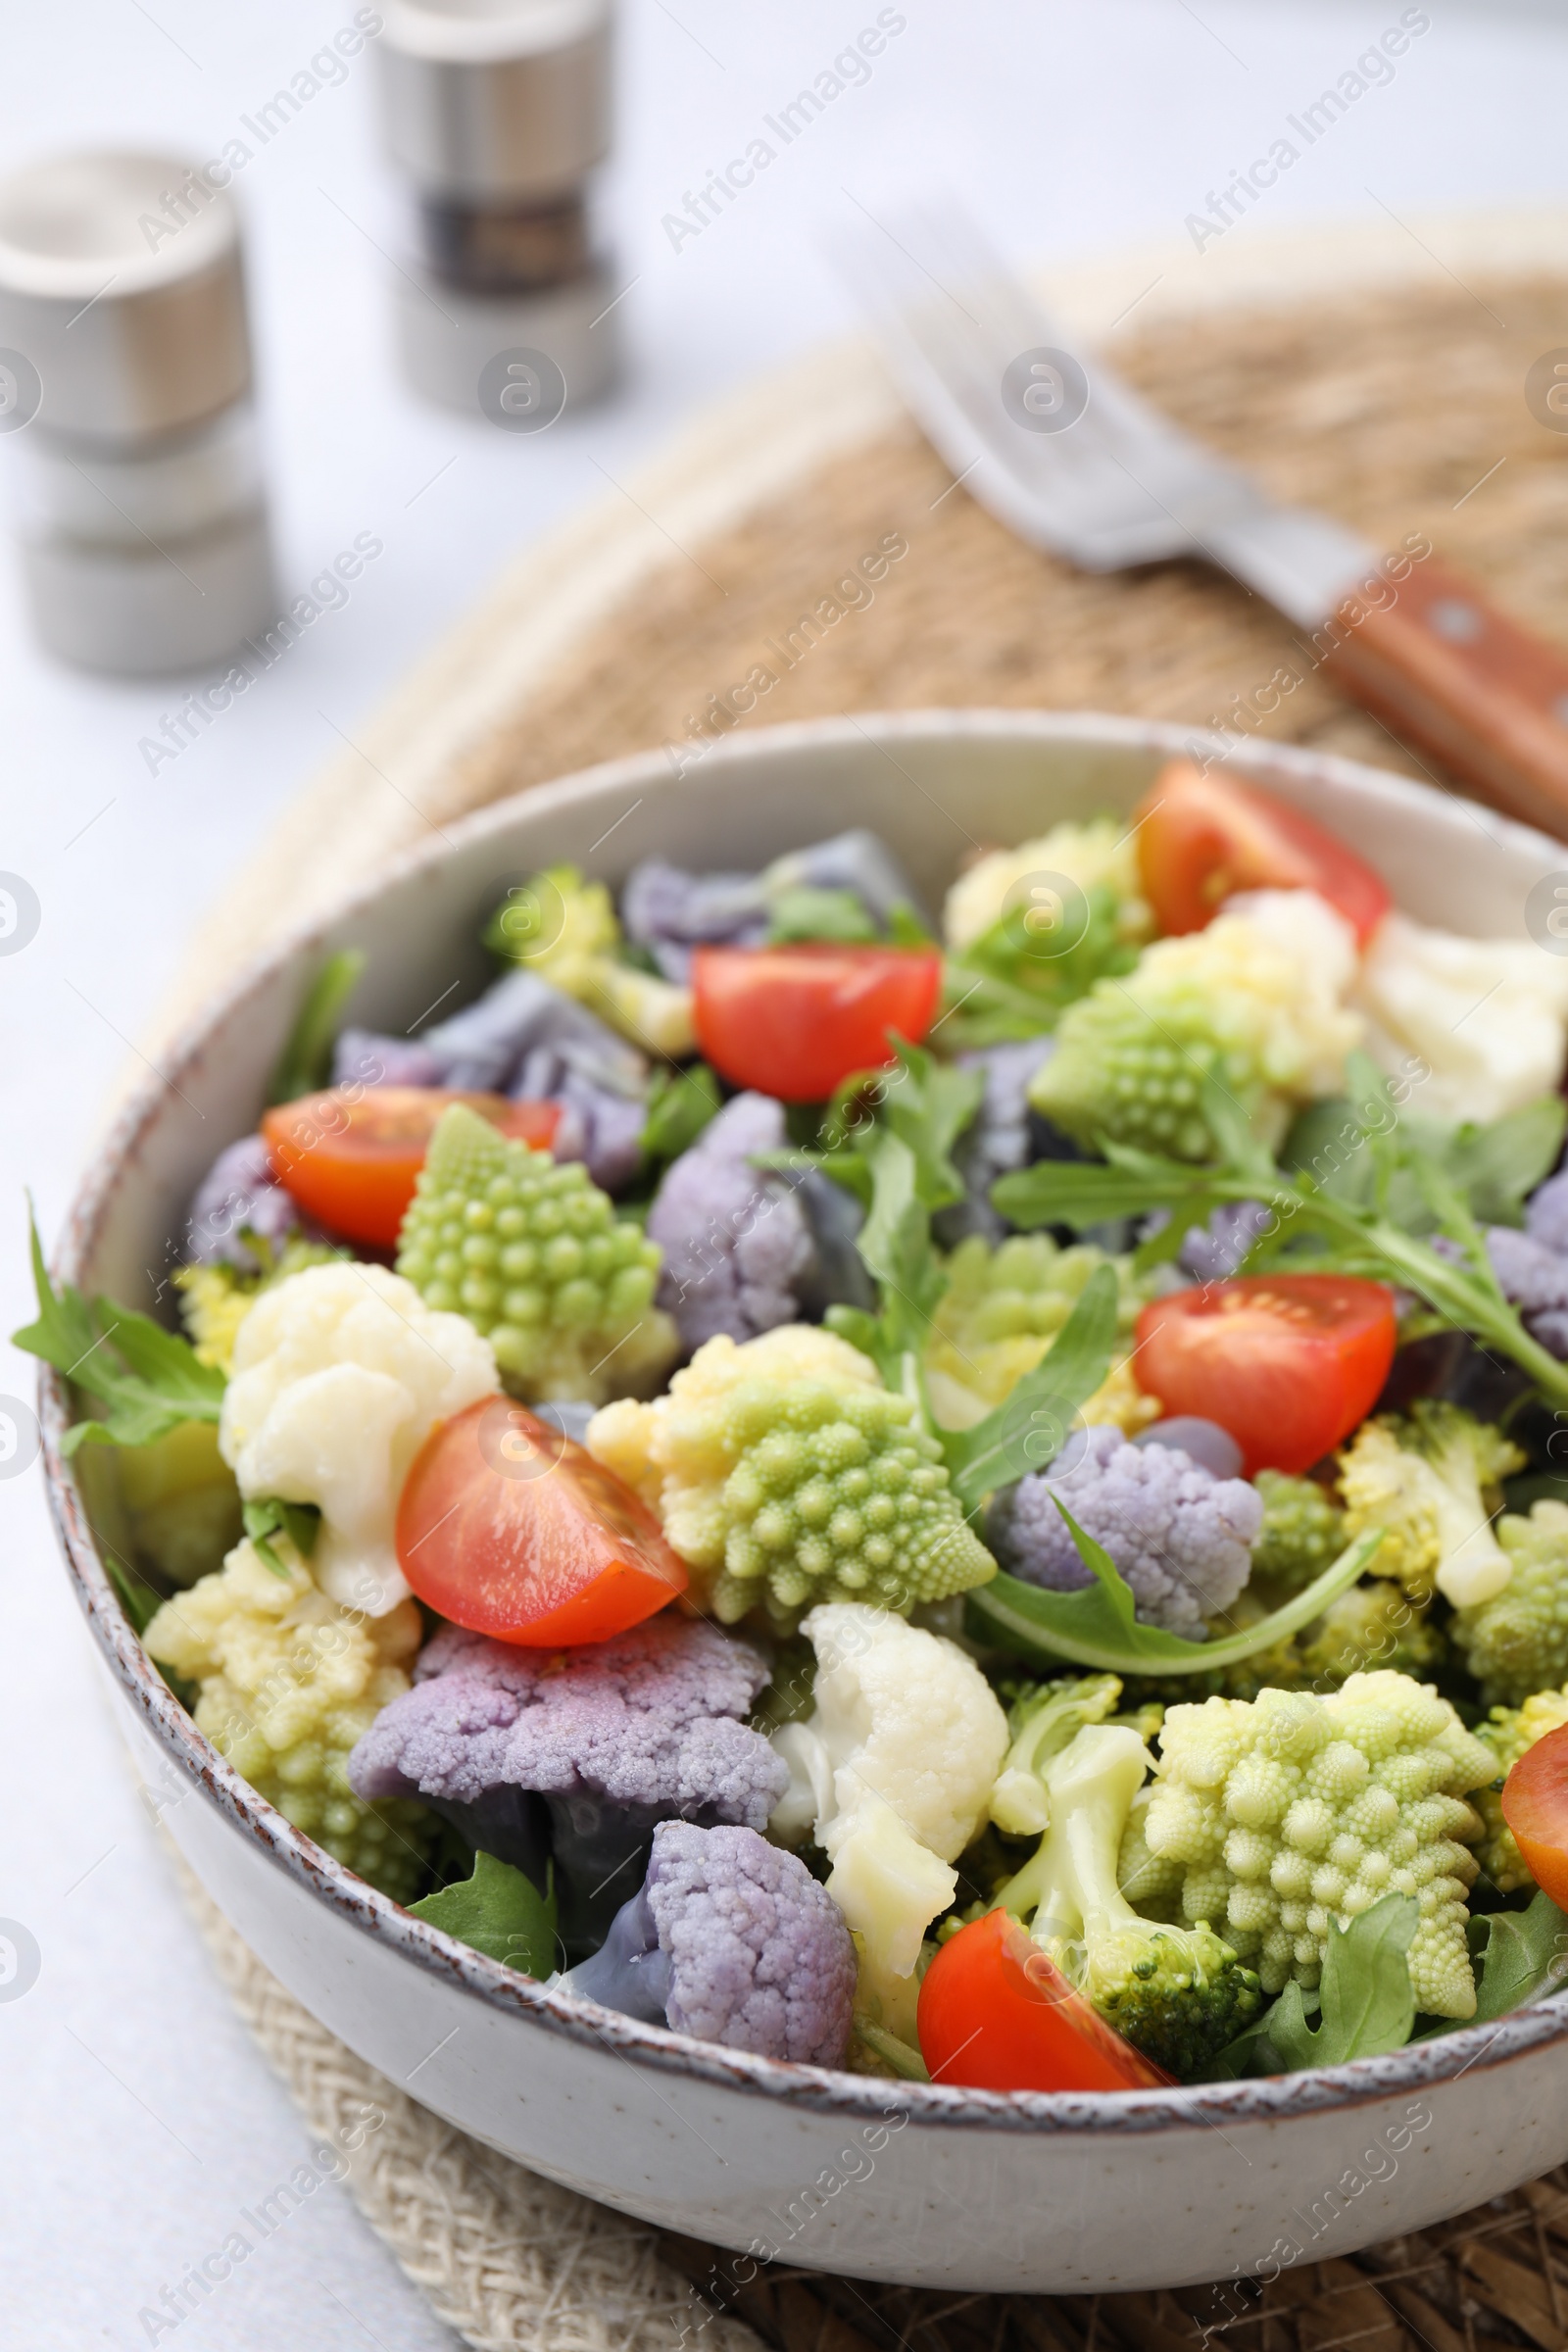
left=1295, top=1580, right=1446, bottom=1689
left=1471, top=1686, right=1568, bottom=1893
left=1139, top=1671, right=1495, bottom=2017
left=485, top=862, right=695, bottom=1055
left=1250, top=1472, right=1347, bottom=1594
left=995, top=1720, right=1262, bottom=2079
left=588, top=1323, right=996, bottom=1629
left=1339, top=1402, right=1525, bottom=1608
left=1452, top=1500, right=1568, bottom=1707
left=143, top=1539, right=433, bottom=1900
left=1028, top=893, right=1362, bottom=1160
left=396, top=1103, right=678, bottom=1404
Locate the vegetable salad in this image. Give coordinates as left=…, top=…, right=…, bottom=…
left=27, top=760, right=1568, bottom=2090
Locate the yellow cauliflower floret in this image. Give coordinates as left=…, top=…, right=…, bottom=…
left=1031, top=889, right=1362, bottom=1161
left=1140, top=1671, right=1494, bottom=2018
left=1472, top=1687, right=1568, bottom=1895
left=144, top=1540, right=432, bottom=1900
left=588, top=1325, right=995, bottom=1628
left=943, top=816, right=1153, bottom=952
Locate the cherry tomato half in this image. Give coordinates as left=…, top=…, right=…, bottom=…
left=263, top=1086, right=561, bottom=1250
left=917, top=1911, right=1172, bottom=2094
left=692, top=943, right=943, bottom=1102
left=1500, top=1725, right=1568, bottom=1915
left=397, top=1396, right=688, bottom=1645
left=1133, top=760, right=1392, bottom=946
left=1134, top=1274, right=1396, bottom=1478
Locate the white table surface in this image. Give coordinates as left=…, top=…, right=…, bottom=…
left=5, top=2, right=1568, bottom=2342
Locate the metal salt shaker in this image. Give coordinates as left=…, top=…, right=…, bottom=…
left=378, top=0, right=620, bottom=423
left=0, top=149, right=276, bottom=674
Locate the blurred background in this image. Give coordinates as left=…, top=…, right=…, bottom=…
left=5, top=2, right=1568, bottom=2342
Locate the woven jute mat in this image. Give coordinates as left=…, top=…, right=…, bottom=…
left=160, top=237, right=1568, bottom=2344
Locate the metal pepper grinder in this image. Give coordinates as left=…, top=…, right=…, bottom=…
left=0, top=150, right=276, bottom=674
left=378, top=0, right=620, bottom=424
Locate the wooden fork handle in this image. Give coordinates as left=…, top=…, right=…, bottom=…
left=1323, top=554, right=1568, bottom=841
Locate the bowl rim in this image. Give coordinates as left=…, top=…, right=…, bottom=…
left=43, top=705, right=1568, bottom=2137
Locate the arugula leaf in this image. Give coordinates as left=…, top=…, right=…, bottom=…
left=1261, top=1893, right=1418, bottom=2069
left=964, top=1509, right=1384, bottom=1674
left=1282, top=1068, right=1565, bottom=1233
left=266, top=949, right=366, bottom=1107
left=242, top=1496, right=321, bottom=1578
left=13, top=1211, right=225, bottom=1452
left=103, top=1547, right=169, bottom=1637
left=1415, top=1890, right=1568, bottom=2035
left=993, top=1100, right=1568, bottom=1421
left=940, top=1266, right=1118, bottom=1513
left=408, top=1851, right=558, bottom=1976
left=640, top=1060, right=721, bottom=1169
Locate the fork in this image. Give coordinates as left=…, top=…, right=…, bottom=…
left=839, top=203, right=1568, bottom=839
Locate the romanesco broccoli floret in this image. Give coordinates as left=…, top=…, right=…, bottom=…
left=1339, top=1402, right=1524, bottom=1608
left=1472, top=1687, right=1568, bottom=1893
left=942, top=815, right=1153, bottom=953
left=486, top=863, right=696, bottom=1056
left=1138, top=1672, right=1494, bottom=2017
left=174, top=1236, right=345, bottom=1373
left=1250, top=1472, right=1348, bottom=1595
left=143, top=1539, right=433, bottom=1900
left=1029, top=890, right=1362, bottom=1160
left=923, top=1233, right=1158, bottom=1435
left=1452, top=1500, right=1568, bottom=1706
left=588, top=1326, right=996, bottom=1629
left=997, top=1721, right=1262, bottom=2078
left=396, top=1102, right=677, bottom=1404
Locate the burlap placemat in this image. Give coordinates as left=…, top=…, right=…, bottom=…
left=156, top=234, right=1568, bottom=2345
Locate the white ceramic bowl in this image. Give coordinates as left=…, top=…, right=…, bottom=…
left=42, top=710, right=1568, bottom=2296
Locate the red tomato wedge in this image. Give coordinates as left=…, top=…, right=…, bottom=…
left=692, top=943, right=943, bottom=1102
left=1133, top=760, right=1392, bottom=945
left=263, top=1086, right=561, bottom=1250
left=917, top=1911, right=1173, bottom=2093
left=397, top=1396, right=688, bottom=1645
left=1134, top=1275, right=1396, bottom=1478
left=1500, top=1726, right=1568, bottom=1915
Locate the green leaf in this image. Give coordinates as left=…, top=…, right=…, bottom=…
left=1261, top=1893, right=1418, bottom=2070
left=242, top=1496, right=321, bottom=1577
left=640, top=1061, right=721, bottom=1168
left=1416, top=1890, right=1568, bottom=2035
left=964, top=1519, right=1384, bottom=1675
left=14, top=1209, right=225, bottom=1452
left=1446, top=1098, right=1567, bottom=1228
left=766, top=885, right=880, bottom=945
left=103, top=1548, right=168, bottom=1637
left=266, top=949, right=366, bottom=1106
left=408, top=1852, right=559, bottom=1977
left=939, top=881, right=1137, bottom=1052
left=875, top=1040, right=984, bottom=1210
left=940, top=1265, right=1118, bottom=1513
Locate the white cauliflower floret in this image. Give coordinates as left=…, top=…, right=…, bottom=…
left=220, top=1261, right=498, bottom=1616
left=769, top=1602, right=1007, bottom=2037
left=943, top=814, right=1153, bottom=952
left=1140, top=1671, right=1495, bottom=2019
left=1352, top=909, right=1568, bottom=1125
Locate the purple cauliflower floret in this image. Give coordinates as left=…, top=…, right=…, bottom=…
left=648, top=1093, right=815, bottom=1349
left=348, top=1614, right=786, bottom=1954
left=936, top=1040, right=1054, bottom=1247
left=331, top=1030, right=445, bottom=1088
left=330, top=972, right=650, bottom=1193
left=186, top=1133, right=305, bottom=1272
left=1177, top=1200, right=1271, bottom=1285
left=1481, top=1171, right=1568, bottom=1359
left=623, top=830, right=926, bottom=982
left=987, top=1423, right=1263, bottom=1638
left=565, top=1821, right=857, bottom=2066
